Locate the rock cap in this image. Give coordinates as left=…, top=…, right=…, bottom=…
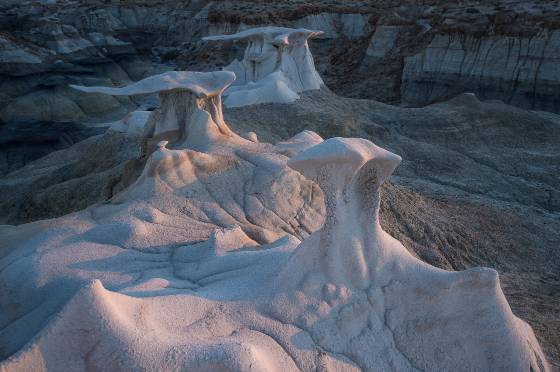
left=70, top=70, right=236, bottom=98
left=203, top=26, right=323, bottom=43
left=288, top=137, right=402, bottom=187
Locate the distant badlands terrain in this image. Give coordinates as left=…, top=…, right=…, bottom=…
left=2, top=0, right=560, bottom=173
left=0, top=0, right=559, bottom=370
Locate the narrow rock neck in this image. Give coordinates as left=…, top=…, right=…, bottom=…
left=313, top=166, right=383, bottom=289
left=205, top=94, right=232, bottom=136
left=143, top=90, right=233, bottom=152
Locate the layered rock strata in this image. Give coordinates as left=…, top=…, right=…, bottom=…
left=401, top=31, right=560, bottom=112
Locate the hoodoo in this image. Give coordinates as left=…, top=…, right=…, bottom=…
left=281, top=138, right=403, bottom=289
left=204, top=27, right=324, bottom=107
left=71, top=70, right=236, bottom=149
left=269, top=137, right=549, bottom=371
left=1, top=0, right=559, bottom=368
left=1, top=71, right=550, bottom=371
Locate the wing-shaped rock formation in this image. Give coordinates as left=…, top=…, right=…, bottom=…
left=71, top=70, right=236, bottom=150
left=0, top=70, right=550, bottom=371
left=204, top=27, right=324, bottom=108
left=270, top=137, right=548, bottom=371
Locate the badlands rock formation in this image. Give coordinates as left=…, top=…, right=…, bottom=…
left=204, top=27, right=324, bottom=107
left=0, top=5, right=165, bottom=173
left=201, top=0, right=560, bottom=111
left=4, top=0, right=559, bottom=123
left=1, top=0, right=559, bottom=369
left=224, top=89, right=560, bottom=367
left=0, top=130, right=143, bottom=225
left=71, top=70, right=236, bottom=148
left=0, top=70, right=549, bottom=371
left=1, top=89, right=558, bottom=366
left=272, top=138, right=547, bottom=371
left=0, top=70, right=325, bottom=369
left=3, top=0, right=560, bottom=175
left=400, top=31, right=560, bottom=112
left=0, top=120, right=105, bottom=175
left=103, top=110, right=151, bottom=137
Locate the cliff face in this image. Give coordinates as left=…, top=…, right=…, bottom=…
left=401, top=31, right=560, bottom=111
left=0, top=0, right=171, bottom=173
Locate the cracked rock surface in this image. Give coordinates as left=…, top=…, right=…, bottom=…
left=0, top=116, right=550, bottom=370
left=1, top=88, right=559, bottom=368
left=0, top=59, right=557, bottom=370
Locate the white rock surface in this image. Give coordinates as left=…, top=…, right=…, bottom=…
left=71, top=70, right=235, bottom=98
left=105, top=110, right=151, bottom=136
left=0, top=76, right=325, bottom=370
left=204, top=27, right=324, bottom=108
left=273, top=137, right=549, bottom=370
left=0, top=72, right=549, bottom=370
left=223, top=71, right=301, bottom=108
left=71, top=70, right=236, bottom=146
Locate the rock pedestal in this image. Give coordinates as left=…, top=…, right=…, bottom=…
left=70, top=70, right=236, bottom=152
left=204, top=27, right=324, bottom=107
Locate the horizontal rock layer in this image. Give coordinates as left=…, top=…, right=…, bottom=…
left=401, top=31, right=560, bottom=112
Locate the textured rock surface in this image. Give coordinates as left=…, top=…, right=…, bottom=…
left=0, top=131, right=142, bottom=224
left=274, top=137, right=546, bottom=371
left=3, top=0, right=560, bottom=115
left=1, top=1, right=559, bottom=369
left=0, top=83, right=550, bottom=370
left=402, top=31, right=560, bottom=111
left=204, top=27, right=324, bottom=107
left=193, top=0, right=560, bottom=111
left=71, top=70, right=236, bottom=146
left=1, top=88, right=558, bottom=368
left=2, top=0, right=560, bottom=176
left=224, top=90, right=560, bottom=368
left=0, top=0, right=171, bottom=172
left=0, top=121, right=106, bottom=176
left=0, top=6, right=141, bottom=125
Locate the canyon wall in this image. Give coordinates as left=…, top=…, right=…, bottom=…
left=401, top=31, right=560, bottom=111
